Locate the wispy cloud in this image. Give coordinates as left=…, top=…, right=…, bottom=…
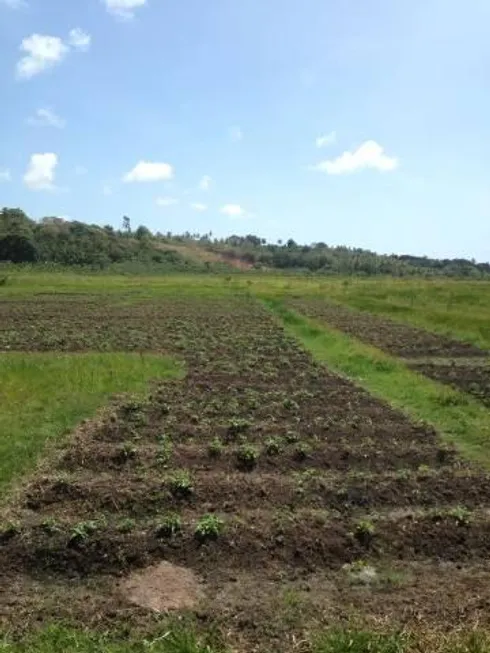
left=28, top=108, right=66, bottom=129
left=103, top=0, right=147, bottom=20
left=199, top=175, right=212, bottom=191
left=0, top=168, right=11, bottom=182
left=124, top=161, right=174, bottom=182
left=229, top=126, right=243, bottom=142
left=312, top=140, right=398, bottom=174
left=190, top=202, right=207, bottom=212
left=67, top=28, right=91, bottom=51
left=316, top=131, right=337, bottom=148
left=1, top=0, right=27, bottom=9
left=156, top=197, right=179, bottom=207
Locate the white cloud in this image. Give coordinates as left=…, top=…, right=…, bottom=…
left=16, top=29, right=90, bottom=79
left=103, top=0, right=147, bottom=20
left=27, top=107, right=65, bottom=129
left=229, top=126, right=243, bottom=142
left=68, top=28, right=91, bottom=51
left=190, top=202, right=207, bottom=212
left=316, top=131, right=337, bottom=148
left=124, top=161, right=174, bottom=183
left=17, top=35, right=68, bottom=79
left=312, top=140, right=398, bottom=175
left=156, top=197, right=179, bottom=207
left=0, top=169, right=11, bottom=182
left=221, top=204, right=246, bottom=218
left=23, top=153, right=58, bottom=191
left=199, top=175, right=212, bottom=191
left=1, top=0, right=27, bottom=7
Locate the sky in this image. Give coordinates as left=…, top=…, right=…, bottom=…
left=1, top=0, right=489, bottom=261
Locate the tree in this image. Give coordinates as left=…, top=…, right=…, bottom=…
left=122, top=216, right=131, bottom=234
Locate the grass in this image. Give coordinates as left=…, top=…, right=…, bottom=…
left=2, top=625, right=490, bottom=653
left=266, top=300, right=490, bottom=467
left=0, top=352, right=182, bottom=492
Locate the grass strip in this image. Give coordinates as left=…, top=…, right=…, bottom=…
left=0, top=352, right=182, bottom=492
left=266, top=299, right=490, bottom=468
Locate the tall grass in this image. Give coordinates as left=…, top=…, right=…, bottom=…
left=0, top=352, right=181, bottom=491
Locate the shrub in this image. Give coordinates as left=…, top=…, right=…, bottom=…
left=156, top=513, right=182, bottom=538
left=195, top=514, right=224, bottom=541
left=236, top=444, right=260, bottom=471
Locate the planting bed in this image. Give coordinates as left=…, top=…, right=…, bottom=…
left=287, top=298, right=490, bottom=406
left=2, top=294, right=490, bottom=650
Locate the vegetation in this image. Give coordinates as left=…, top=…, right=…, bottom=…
left=2, top=207, right=489, bottom=276
left=0, top=352, right=181, bottom=491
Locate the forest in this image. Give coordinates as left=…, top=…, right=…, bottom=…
left=1, top=206, right=489, bottom=277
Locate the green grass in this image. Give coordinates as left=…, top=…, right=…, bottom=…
left=2, top=625, right=489, bottom=653
left=266, top=300, right=490, bottom=467
left=0, top=352, right=182, bottom=492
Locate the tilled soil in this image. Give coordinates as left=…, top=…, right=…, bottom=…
left=287, top=298, right=490, bottom=405
left=2, top=295, right=490, bottom=650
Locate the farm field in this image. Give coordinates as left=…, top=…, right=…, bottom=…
left=1, top=274, right=490, bottom=652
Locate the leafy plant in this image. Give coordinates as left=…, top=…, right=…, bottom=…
left=195, top=514, right=224, bottom=541
left=293, top=442, right=311, bottom=461
left=265, top=437, right=282, bottom=456
left=207, top=437, right=224, bottom=458
left=69, top=520, right=99, bottom=544
left=155, top=513, right=182, bottom=538
left=40, top=517, right=61, bottom=535
left=354, top=519, right=376, bottom=546
left=236, top=444, right=260, bottom=471
left=169, top=471, right=194, bottom=498
left=313, top=629, right=409, bottom=653
left=447, top=506, right=472, bottom=526
left=227, top=418, right=252, bottom=438
left=156, top=434, right=173, bottom=466
left=117, top=518, right=136, bottom=533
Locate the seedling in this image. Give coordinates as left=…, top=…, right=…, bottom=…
left=117, top=518, right=136, bottom=533
left=169, top=470, right=194, bottom=498
left=227, top=418, right=252, bottom=438
left=195, top=514, right=224, bottom=541
left=156, top=434, right=173, bottom=465
left=41, top=517, right=61, bottom=535
left=447, top=506, right=472, bottom=526
left=207, top=437, right=224, bottom=458
left=354, top=519, right=376, bottom=546
left=155, top=513, right=182, bottom=538
left=293, top=442, right=311, bottom=461
left=236, top=444, right=260, bottom=471
left=265, top=437, right=283, bottom=456
left=69, top=520, right=98, bottom=544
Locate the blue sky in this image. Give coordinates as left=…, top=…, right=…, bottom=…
left=1, top=0, right=489, bottom=260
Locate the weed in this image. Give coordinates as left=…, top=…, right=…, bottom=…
left=285, top=430, right=300, bottom=444
left=236, top=444, right=260, bottom=471
left=195, top=514, right=224, bottom=541
left=282, top=397, right=300, bottom=411
left=155, top=513, right=182, bottom=538
left=169, top=471, right=194, bottom=498
left=207, top=437, right=224, bottom=458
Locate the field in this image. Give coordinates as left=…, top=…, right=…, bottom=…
left=1, top=274, right=490, bottom=652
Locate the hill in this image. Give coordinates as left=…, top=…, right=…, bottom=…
left=1, top=207, right=489, bottom=277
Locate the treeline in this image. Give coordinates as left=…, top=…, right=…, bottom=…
left=1, top=207, right=489, bottom=277
left=209, top=235, right=490, bottom=277
left=0, top=208, right=218, bottom=272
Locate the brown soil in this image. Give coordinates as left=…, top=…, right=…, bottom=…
left=2, top=295, right=490, bottom=650
left=120, top=561, right=204, bottom=613
left=287, top=299, right=486, bottom=359
left=408, top=360, right=490, bottom=407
